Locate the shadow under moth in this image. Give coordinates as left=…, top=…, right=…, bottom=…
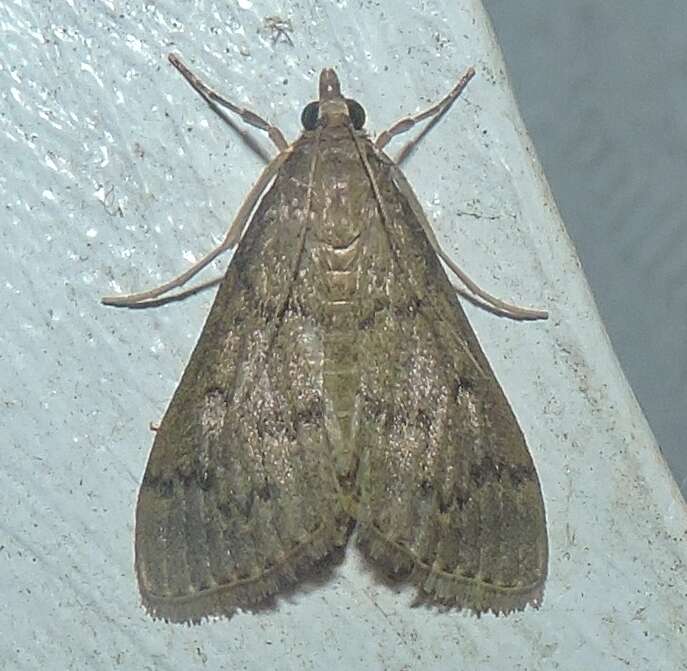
left=103, top=54, right=549, bottom=624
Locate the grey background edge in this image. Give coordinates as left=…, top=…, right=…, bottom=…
left=485, top=0, right=687, bottom=498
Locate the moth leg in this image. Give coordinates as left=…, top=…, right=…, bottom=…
left=390, top=163, right=548, bottom=320
left=102, top=153, right=286, bottom=307
left=375, top=67, right=476, bottom=150
left=168, top=53, right=289, bottom=152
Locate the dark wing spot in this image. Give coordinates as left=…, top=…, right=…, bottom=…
left=416, top=408, right=432, bottom=433
left=469, top=454, right=503, bottom=487
left=452, top=376, right=474, bottom=400
left=419, top=479, right=433, bottom=497
left=509, top=463, right=535, bottom=486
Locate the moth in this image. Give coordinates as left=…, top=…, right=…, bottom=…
left=104, top=55, right=549, bottom=624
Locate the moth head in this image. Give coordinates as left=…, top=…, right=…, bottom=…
left=301, top=68, right=366, bottom=131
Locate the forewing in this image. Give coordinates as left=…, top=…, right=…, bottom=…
left=134, top=150, right=349, bottom=623
left=353, top=145, right=548, bottom=614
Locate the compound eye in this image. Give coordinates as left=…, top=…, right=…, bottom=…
left=346, top=99, right=366, bottom=129
left=301, top=101, right=319, bottom=130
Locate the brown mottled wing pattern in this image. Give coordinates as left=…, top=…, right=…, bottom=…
left=352, top=141, right=548, bottom=614
left=134, top=144, right=349, bottom=623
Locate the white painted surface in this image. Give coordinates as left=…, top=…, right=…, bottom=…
left=1, top=1, right=684, bottom=669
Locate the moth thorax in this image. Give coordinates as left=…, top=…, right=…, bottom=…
left=319, top=99, right=351, bottom=127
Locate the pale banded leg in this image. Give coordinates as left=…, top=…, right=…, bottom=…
left=101, top=153, right=287, bottom=307
left=375, top=67, right=476, bottom=150
left=390, top=164, right=548, bottom=321
left=103, top=54, right=292, bottom=307
left=168, top=53, right=288, bottom=151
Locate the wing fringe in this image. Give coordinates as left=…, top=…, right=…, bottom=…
left=138, top=520, right=349, bottom=624
left=357, top=525, right=545, bottom=616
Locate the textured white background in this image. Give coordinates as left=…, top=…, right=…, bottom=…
left=1, top=1, right=685, bottom=669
